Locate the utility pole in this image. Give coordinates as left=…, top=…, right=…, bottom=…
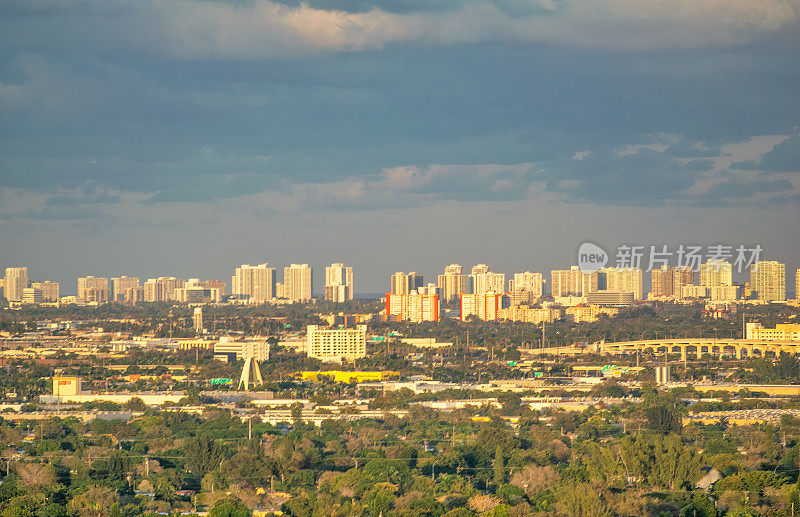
left=248, top=418, right=252, bottom=441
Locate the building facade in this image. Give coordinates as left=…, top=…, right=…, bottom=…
left=700, top=260, right=733, bottom=288
left=324, top=263, right=354, bottom=301
left=602, top=267, right=643, bottom=300
left=77, top=276, right=110, bottom=304
left=232, top=264, right=276, bottom=301
left=550, top=266, right=599, bottom=297
left=31, top=281, right=59, bottom=302
left=437, top=264, right=469, bottom=302
left=750, top=261, right=786, bottom=301
left=283, top=264, right=313, bottom=301
left=4, top=267, right=28, bottom=302
left=307, top=324, right=367, bottom=362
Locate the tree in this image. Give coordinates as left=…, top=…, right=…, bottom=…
left=186, top=434, right=223, bottom=476
left=511, top=465, right=560, bottom=498
left=68, top=485, right=119, bottom=517
left=209, top=498, right=250, bottom=517
left=494, top=446, right=505, bottom=487
left=645, top=402, right=682, bottom=435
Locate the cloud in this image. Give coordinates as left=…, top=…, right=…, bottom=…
left=2, top=0, right=798, bottom=59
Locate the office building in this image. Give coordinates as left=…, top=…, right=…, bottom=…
left=700, top=260, right=733, bottom=288
left=174, top=279, right=222, bottom=303
left=750, top=261, right=786, bottom=301
left=471, top=264, right=505, bottom=296
left=53, top=376, right=85, bottom=397
left=497, top=306, right=562, bottom=324
left=324, top=263, right=354, bottom=302
left=283, top=264, right=313, bottom=301
left=22, top=287, right=43, bottom=305
left=307, top=324, right=367, bottom=362
left=4, top=267, right=28, bottom=302
left=77, top=276, right=110, bottom=304
left=232, top=264, right=276, bottom=301
left=437, top=264, right=469, bottom=302
left=214, top=337, right=270, bottom=362
left=602, top=267, right=643, bottom=300
left=111, top=276, right=140, bottom=302
left=31, top=281, right=59, bottom=302
left=746, top=323, right=800, bottom=341
left=585, top=290, right=635, bottom=306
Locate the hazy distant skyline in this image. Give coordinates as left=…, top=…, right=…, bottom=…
left=1, top=0, right=799, bottom=293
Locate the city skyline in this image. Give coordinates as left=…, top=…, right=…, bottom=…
left=3, top=256, right=798, bottom=299
left=1, top=2, right=799, bottom=296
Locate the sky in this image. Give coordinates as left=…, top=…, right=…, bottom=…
left=1, top=0, right=799, bottom=295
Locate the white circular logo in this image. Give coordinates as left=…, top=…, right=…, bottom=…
left=578, top=242, right=608, bottom=273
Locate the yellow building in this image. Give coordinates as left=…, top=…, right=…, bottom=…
left=299, top=371, right=394, bottom=382
left=53, top=376, right=83, bottom=396
left=750, top=261, right=786, bottom=301
left=746, top=323, right=800, bottom=341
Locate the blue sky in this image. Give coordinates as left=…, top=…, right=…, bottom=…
left=1, top=0, right=799, bottom=294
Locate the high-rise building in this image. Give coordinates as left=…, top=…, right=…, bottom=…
left=408, top=272, right=424, bottom=292
left=389, top=272, right=408, bottom=295
left=602, top=267, right=643, bottom=300
left=796, top=268, right=800, bottom=300
left=550, top=267, right=597, bottom=297
left=284, top=264, right=313, bottom=301
left=460, top=292, right=502, bottom=321
left=77, top=276, right=110, bottom=304
left=324, top=263, right=354, bottom=302
left=141, top=277, right=185, bottom=302
left=4, top=267, right=28, bottom=302
left=509, top=271, right=543, bottom=297
left=201, top=280, right=226, bottom=295
left=232, top=264, right=276, bottom=301
left=385, top=289, right=439, bottom=322
left=673, top=267, right=696, bottom=298
left=750, top=261, right=786, bottom=301
left=31, top=281, right=59, bottom=302
left=307, top=325, right=367, bottom=362
left=437, top=264, right=469, bottom=302
left=193, top=307, right=203, bottom=332
left=471, top=264, right=504, bottom=296
left=111, top=276, right=140, bottom=302
left=700, top=260, right=733, bottom=288
left=143, top=279, right=162, bottom=302
left=650, top=265, right=674, bottom=298
left=389, top=272, right=424, bottom=296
